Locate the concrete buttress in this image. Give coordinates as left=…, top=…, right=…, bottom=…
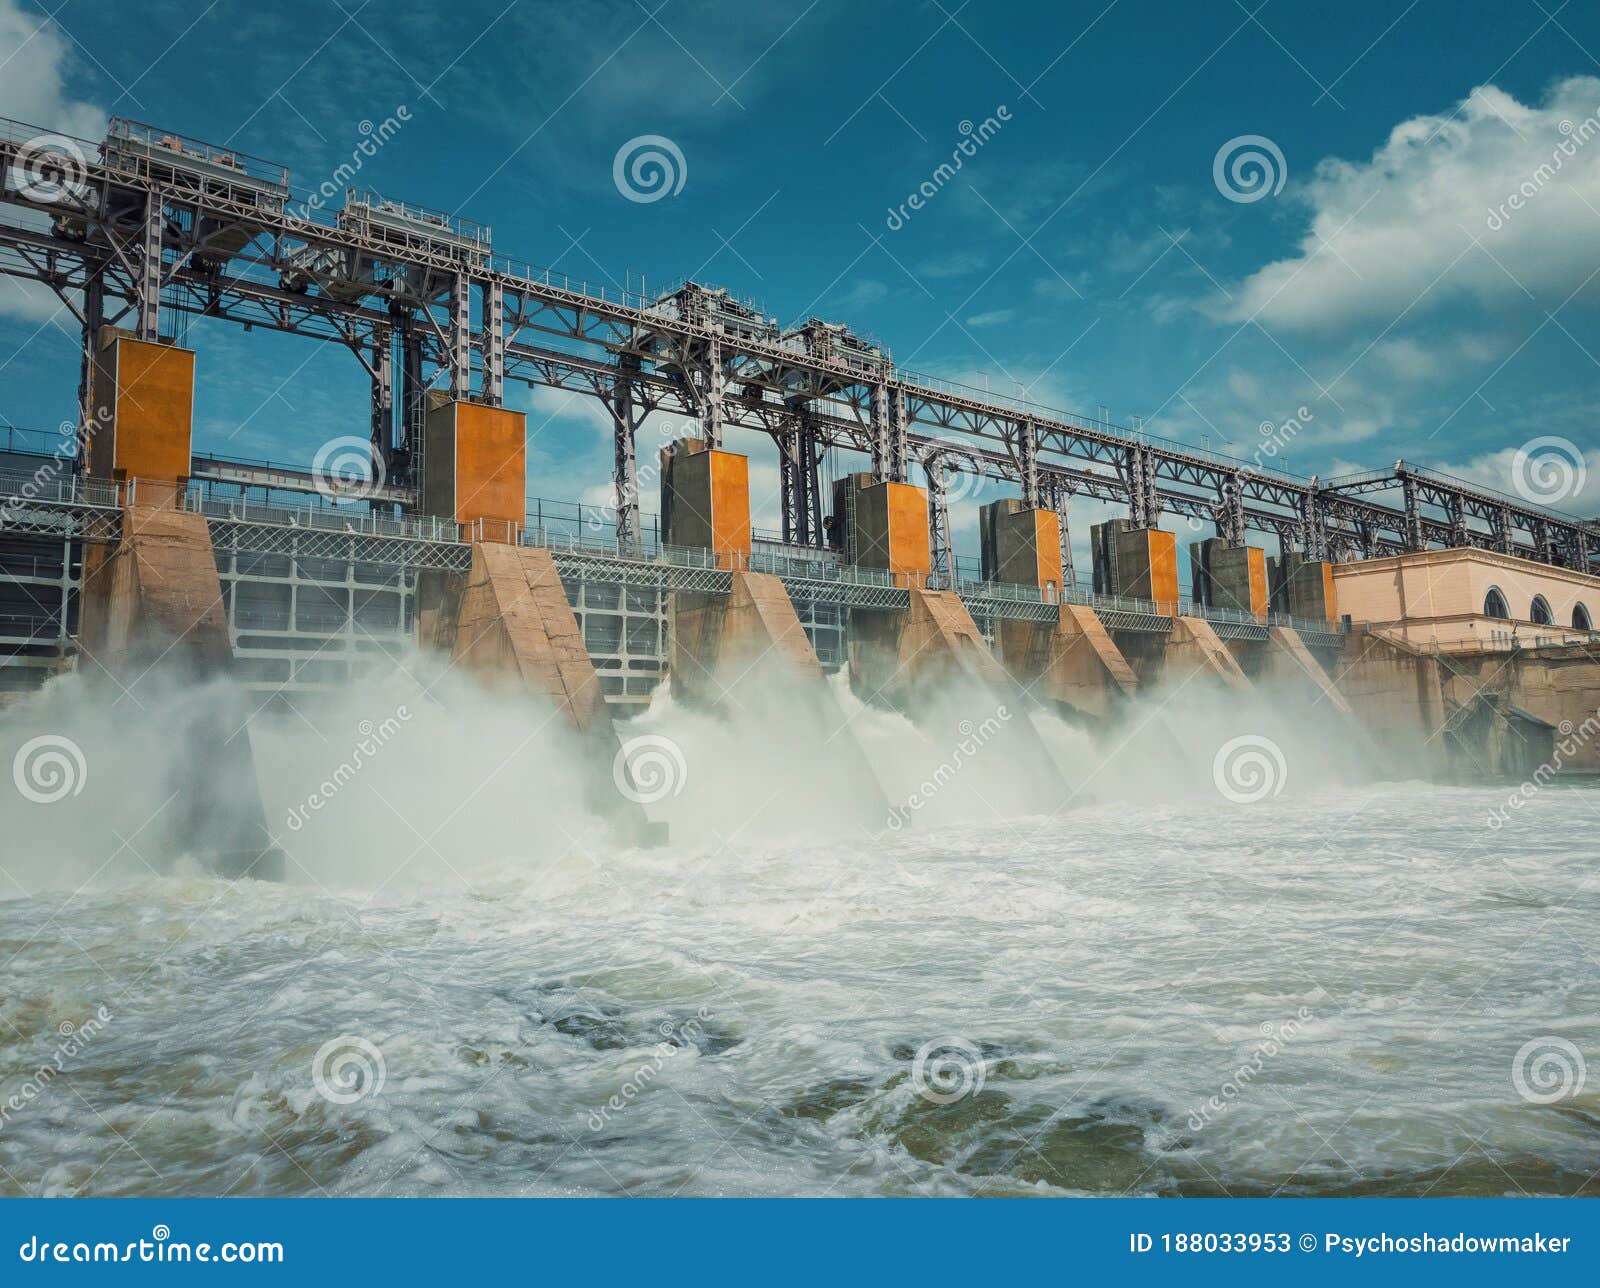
left=422, top=542, right=662, bottom=841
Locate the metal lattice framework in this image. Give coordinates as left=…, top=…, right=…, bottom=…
left=2, top=114, right=1593, bottom=577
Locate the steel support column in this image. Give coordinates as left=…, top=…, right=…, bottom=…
left=1534, top=518, right=1555, bottom=565
left=1401, top=476, right=1425, bottom=551
left=370, top=326, right=393, bottom=469
left=450, top=276, right=472, bottom=401
left=483, top=280, right=504, bottom=407
left=1444, top=493, right=1467, bottom=547
left=1126, top=441, right=1157, bottom=527
left=928, top=454, right=953, bottom=583
left=1018, top=417, right=1040, bottom=508
left=77, top=272, right=104, bottom=458
left=137, top=190, right=163, bottom=341
left=779, top=406, right=822, bottom=546
left=1049, top=475, right=1076, bottom=589
left=870, top=382, right=891, bottom=480
left=1300, top=484, right=1328, bottom=560
left=610, top=353, right=644, bottom=549
left=1491, top=506, right=1512, bottom=555
left=888, top=387, right=909, bottom=482
left=699, top=335, right=724, bottom=448
left=1218, top=472, right=1246, bottom=544
left=399, top=317, right=425, bottom=487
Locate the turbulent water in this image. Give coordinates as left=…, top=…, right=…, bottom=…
left=1, top=660, right=1597, bottom=1197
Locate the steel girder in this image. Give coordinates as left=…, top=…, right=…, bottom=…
left=2, top=119, right=1594, bottom=575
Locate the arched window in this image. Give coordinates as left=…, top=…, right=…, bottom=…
left=1575, top=603, right=1593, bottom=632
left=1483, top=587, right=1510, bottom=619
left=1530, top=595, right=1553, bottom=625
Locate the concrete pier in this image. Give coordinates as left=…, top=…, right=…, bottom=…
left=672, top=569, right=891, bottom=818
left=1258, top=625, right=1354, bottom=716
left=423, top=398, right=527, bottom=543
left=87, top=329, right=196, bottom=507
left=429, top=543, right=611, bottom=732
left=1338, top=631, right=1448, bottom=775
left=1191, top=538, right=1269, bottom=616
left=980, top=499, right=1136, bottom=720
left=994, top=603, right=1139, bottom=722
left=1090, top=518, right=1180, bottom=608
left=80, top=506, right=230, bottom=677
left=79, top=504, right=283, bottom=879
left=1270, top=552, right=1339, bottom=622
left=672, top=570, right=825, bottom=704
left=661, top=438, right=751, bottom=569
left=833, top=473, right=932, bottom=586
left=421, top=542, right=662, bottom=840
left=979, top=499, right=1063, bottom=598
left=662, top=455, right=889, bottom=817
left=1164, top=615, right=1252, bottom=690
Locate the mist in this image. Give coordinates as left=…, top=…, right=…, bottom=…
left=0, top=648, right=1377, bottom=903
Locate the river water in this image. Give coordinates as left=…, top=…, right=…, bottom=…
left=1, top=662, right=1596, bottom=1197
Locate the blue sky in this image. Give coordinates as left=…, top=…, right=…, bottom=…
left=3, top=0, right=1599, bottom=567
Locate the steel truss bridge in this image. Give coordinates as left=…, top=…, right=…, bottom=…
left=1, top=114, right=1595, bottom=586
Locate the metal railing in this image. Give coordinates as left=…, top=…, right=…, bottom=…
left=0, top=426, right=75, bottom=458
left=104, top=118, right=290, bottom=192
left=183, top=489, right=461, bottom=542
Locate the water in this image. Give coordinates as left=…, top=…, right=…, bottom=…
left=1, top=663, right=1597, bottom=1197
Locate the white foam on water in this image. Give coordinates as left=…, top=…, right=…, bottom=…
left=0, top=656, right=1594, bottom=1196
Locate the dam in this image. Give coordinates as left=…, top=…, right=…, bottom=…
left=1, top=114, right=1599, bottom=1201
left=2, top=115, right=1597, bottom=831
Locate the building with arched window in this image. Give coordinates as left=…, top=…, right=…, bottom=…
left=1334, top=547, right=1600, bottom=651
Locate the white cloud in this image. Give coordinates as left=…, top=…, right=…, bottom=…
left=1223, top=77, right=1600, bottom=331
left=965, top=308, right=1014, bottom=328
left=1372, top=337, right=1438, bottom=382
left=0, top=0, right=107, bottom=323
left=0, top=0, right=105, bottom=138
left=1435, top=442, right=1600, bottom=520
left=0, top=274, right=67, bottom=323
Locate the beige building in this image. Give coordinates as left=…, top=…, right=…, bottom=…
left=1333, top=547, right=1600, bottom=652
